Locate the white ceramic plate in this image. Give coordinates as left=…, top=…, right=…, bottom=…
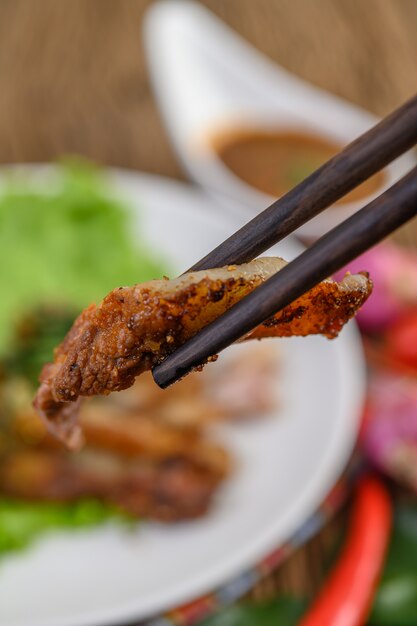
left=144, top=1, right=416, bottom=239
left=0, top=169, right=365, bottom=626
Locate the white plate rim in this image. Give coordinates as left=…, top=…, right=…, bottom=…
left=0, top=166, right=366, bottom=626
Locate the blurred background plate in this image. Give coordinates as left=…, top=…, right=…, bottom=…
left=0, top=167, right=365, bottom=626
left=144, top=1, right=416, bottom=240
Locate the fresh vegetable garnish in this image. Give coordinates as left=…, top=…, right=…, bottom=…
left=200, top=597, right=306, bottom=626
left=370, top=503, right=417, bottom=626
left=0, top=498, right=129, bottom=555
left=0, top=160, right=166, bottom=353
left=0, top=161, right=166, bottom=553
left=3, top=306, right=77, bottom=386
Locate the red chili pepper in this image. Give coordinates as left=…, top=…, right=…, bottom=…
left=298, top=475, right=392, bottom=626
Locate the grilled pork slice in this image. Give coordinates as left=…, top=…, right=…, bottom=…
left=34, top=257, right=372, bottom=445
left=0, top=449, right=225, bottom=521
left=80, top=406, right=230, bottom=475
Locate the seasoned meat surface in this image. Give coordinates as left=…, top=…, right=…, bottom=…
left=34, top=257, right=372, bottom=444
left=2, top=371, right=232, bottom=522
left=0, top=450, right=223, bottom=521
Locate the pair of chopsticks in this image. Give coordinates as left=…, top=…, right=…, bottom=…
left=152, top=94, right=417, bottom=389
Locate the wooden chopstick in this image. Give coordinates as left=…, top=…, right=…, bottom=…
left=189, top=93, right=417, bottom=272
left=153, top=94, right=417, bottom=387
left=153, top=165, right=417, bottom=388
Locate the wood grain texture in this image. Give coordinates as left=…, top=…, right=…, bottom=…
left=0, top=0, right=416, bottom=614
left=1, top=0, right=416, bottom=246
left=1, top=0, right=416, bottom=173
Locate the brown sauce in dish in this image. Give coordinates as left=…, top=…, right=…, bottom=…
left=214, top=130, right=386, bottom=205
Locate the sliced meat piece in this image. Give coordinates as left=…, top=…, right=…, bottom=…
left=0, top=449, right=224, bottom=522
left=33, top=257, right=372, bottom=444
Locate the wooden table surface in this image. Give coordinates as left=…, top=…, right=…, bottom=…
left=1, top=0, right=417, bottom=617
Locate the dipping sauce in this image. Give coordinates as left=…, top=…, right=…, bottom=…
left=214, top=129, right=386, bottom=205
